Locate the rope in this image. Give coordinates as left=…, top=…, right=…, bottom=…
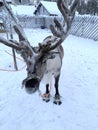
left=4, top=50, right=24, bottom=61
left=0, top=50, right=26, bottom=72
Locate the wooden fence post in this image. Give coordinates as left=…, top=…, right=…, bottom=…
left=10, top=23, right=18, bottom=71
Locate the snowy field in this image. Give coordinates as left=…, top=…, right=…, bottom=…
left=0, top=28, right=98, bottom=130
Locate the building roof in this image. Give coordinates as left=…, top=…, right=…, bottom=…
left=10, top=5, right=36, bottom=16
left=0, top=0, right=12, bottom=6
left=0, top=0, right=12, bottom=2
left=34, top=1, right=61, bottom=16
left=0, top=0, right=12, bottom=7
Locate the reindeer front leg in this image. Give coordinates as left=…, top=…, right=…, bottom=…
left=54, top=74, right=62, bottom=105
left=42, top=84, right=51, bottom=102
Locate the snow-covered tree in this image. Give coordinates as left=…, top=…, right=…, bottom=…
left=77, top=0, right=98, bottom=15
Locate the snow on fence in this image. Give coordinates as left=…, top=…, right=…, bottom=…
left=17, top=15, right=46, bottom=28
left=0, top=15, right=9, bottom=33
left=17, top=15, right=98, bottom=41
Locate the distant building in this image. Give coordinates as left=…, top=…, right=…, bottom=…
left=34, top=1, right=61, bottom=16
left=10, top=4, right=36, bottom=16
left=0, top=0, right=12, bottom=13
left=0, top=0, right=12, bottom=7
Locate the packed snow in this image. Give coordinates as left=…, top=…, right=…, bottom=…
left=0, top=28, right=98, bottom=130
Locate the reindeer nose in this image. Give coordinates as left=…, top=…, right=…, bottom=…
left=25, top=78, right=39, bottom=94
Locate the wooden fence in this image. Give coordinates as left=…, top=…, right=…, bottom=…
left=71, top=15, right=98, bottom=41
left=17, top=15, right=98, bottom=41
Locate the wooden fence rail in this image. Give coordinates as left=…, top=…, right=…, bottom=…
left=71, top=15, right=98, bottom=41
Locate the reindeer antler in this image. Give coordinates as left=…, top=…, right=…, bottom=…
left=0, top=0, right=36, bottom=60
left=51, top=0, right=79, bottom=40
left=39, top=0, right=79, bottom=56
left=2, top=0, right=28, bottom=42
left=0, top=0, right=79, bottom=62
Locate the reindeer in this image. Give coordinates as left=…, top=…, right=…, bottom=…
left=0, top=0, right=79, bottom=105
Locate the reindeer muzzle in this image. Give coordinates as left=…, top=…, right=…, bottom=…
left=22, top=75, right=40, bottom=94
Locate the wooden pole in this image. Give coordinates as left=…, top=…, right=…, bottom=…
left=10, top=23, right=18, bottom=70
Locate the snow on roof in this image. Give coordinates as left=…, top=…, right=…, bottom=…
left=0, top=0, right=12, bottom=2
left=0, top=19, right=3, bottom=23
left=10, top=5, right=36, bottom=16
left=39, top=1, right=61, bottom=16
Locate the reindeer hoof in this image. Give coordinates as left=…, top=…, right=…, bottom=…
left=42, top=93, right=51, bottom=103
left=53, top=100, right=62, bottom=105
left=43, top=98, right=50, bottom=102
left=53, top=95, right=62, bottom=105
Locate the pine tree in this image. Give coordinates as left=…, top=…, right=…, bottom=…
left=77, top=0, right=98, bottom=15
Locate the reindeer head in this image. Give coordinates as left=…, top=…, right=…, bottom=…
left=0, top=0, right=79, bottom=94
left=21, top=36, right=62, bottom=94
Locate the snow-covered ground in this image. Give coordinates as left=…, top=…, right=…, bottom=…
left=0, top=28, right=98, bottom=130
